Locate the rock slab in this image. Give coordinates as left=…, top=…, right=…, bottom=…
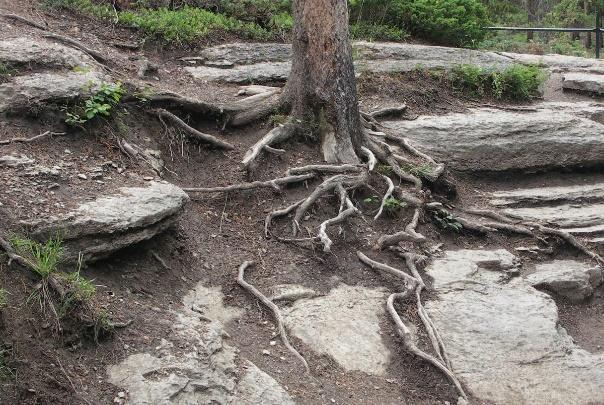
left=425, top=249, right=604, bottom=405
left=383, top=102, right=604, bottom=172
left=282, top=284, right=391, bottom=375
left=27, top=181, right=189, bottom=263
left=526, top=260, right=603, bottom=302
left=563, top=72, right=604, bottom=95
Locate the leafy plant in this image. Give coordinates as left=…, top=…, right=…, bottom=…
left=401, top=163, right=434, bottom=178
left=42, top=0, right=113, bottom=17
left=58, top=256, right=96, bottom=317
left=364, top=195, right=407, bottom=215
left=376, top=164, right=393, bottom=175
left=450, top=64, right=488, bottom=97
left=432, top=209, right=463, bottom=232
left=65, top=82, right=125, bottom=125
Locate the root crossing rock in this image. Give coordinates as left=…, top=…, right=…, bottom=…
left=424, top=249, right=604, bottom=405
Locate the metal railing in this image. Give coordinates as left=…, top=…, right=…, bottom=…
left=484, top=13, right=604, bottom=59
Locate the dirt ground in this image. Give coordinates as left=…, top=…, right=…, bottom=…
left=0, top=1, right=603, bottom=404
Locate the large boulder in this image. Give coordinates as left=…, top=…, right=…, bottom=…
left=26, top=181, right=189, bottom=263
left=526, top=260, right=603, bottom=302
left=424, top=249, right=604, bottom=405
left=383, top=102, right=604, bottom=172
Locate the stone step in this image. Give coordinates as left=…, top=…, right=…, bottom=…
left=383, top=102, right=604, bottom=172
left=563, top=72, right=604, bottom=95
left=525, top=260, right=603, bottom=302
left=490, top=182, right=604, bottom=207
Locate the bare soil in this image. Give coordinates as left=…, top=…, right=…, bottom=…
left=0, top=1, right=603, bottom=404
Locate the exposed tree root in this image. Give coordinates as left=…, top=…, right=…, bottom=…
left=287, top=164, right=363, bottom=176
left=184, top=174, right=314, bottom=194
left=376, top=209, right=427, bottom=249
left=237, top=261, right=309, bottom=372
left=265, top=199, right=305, bottom=237
left=1, top=13, right=48, bottom=30
left=367, top=105, right=407, bottom=119
left=42, top=33, right=107, bottom=64
left=357, top=251, right=467, bottom=400
left=242, top=123, right=298, bottom=173
left=145, top=91, right=234, bottom=117
left=0, top=131, right=66, bottom=145
left=374, top=175, right=395, bottom=220
left=154, top=109, right=234, bottom=150
left=318, top=196, right=359, bottom=252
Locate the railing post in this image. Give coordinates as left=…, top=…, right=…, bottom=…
left=597, top=12, right=602, bottom=59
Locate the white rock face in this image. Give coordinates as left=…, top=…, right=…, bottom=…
left=0, top=37, right=96, bottom=68
left=108, top=284, right=293, bottom=405
left=490, top=182, right=604, bottom=207
left=563, top=72, right=604, bottom=95
left=383, top=102, right=604, bottom=171
left=0, top=71, right=106, bottom=113
left=186, top=61, right=290, bottom=84
left=282, top=284, right=391, bottom=375
left=0, top=37, right=107, bottom=113
left=424, top=249, right=604, bottom=405
left=526, top=260, right=603, bottom=302
left=27, top=181, right=189, bottom=263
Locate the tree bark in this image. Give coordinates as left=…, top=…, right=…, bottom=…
left=286, top=0, right=365, bottom=164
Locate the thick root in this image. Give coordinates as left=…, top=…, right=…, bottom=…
left=155, top=109, right=235, bottom=150
left=237, top=261, right=309, bottom=372
left=374, top=175, right=395, bottom=220
left=376, top=209, right=426, bottom=249
left=242, top=123, right=298, bottom=173
left=318, top=195, right=359, bottom=252
left=184, top=173, right=314, bottom=194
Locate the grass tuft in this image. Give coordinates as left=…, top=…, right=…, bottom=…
left=10, top=235, right=63, bottom=278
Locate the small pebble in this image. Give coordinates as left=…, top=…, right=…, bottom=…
left=262, top=349, right=270, bottom=355
left=269, top=340, right=276, bottom=346
left=77, top=173, right=87, bottom=180
left=118, top=392, right=126, bottom=398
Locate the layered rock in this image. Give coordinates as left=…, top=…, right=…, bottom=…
left=526, top=260, right=603, bottom=302
left=26, top=181, right=189, bottom=263
left=108, top=283, right=293, bottom=405
left=0, top=37, right=107, bottom=113
left=562, top=72, right=604, bottom=95
left=424, top=249, right=604, bottom=405
left=383, top=102, right=604, bottom=172
left=489, top=182, right=604, bottom=244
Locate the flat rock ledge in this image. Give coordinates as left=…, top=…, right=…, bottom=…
left=0, top=37, right=107, bottom=113
left=383, top=102, right=604, bottom=172
left=562, top=72, right=604, bottom=95
left=282, top=284, right=391, bottom=375
left=25, top=181, right=189, bottom=263
left=526, top=260, right=603, bottom=302
left=107, top=283, right=293, bottom=405
left=425, top=249, right=604, bottom=405
left=489, top=182, right=604, bottom=244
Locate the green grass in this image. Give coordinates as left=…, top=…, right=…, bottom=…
left=10, top=235, right=63, bottom=278
left=450, top=63, right=545, bottom=101
left=58, top=260, right=96, bottom=316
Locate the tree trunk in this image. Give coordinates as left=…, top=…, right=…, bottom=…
left=286, top=0, right=364, bottom=164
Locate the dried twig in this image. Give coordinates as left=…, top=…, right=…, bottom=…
left=185, top=174, right=314, bottom=194
left=0, top=131, right=67, bottom=145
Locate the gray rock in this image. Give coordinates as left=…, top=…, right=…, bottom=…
left=502, top=203, right=604, bottom=234
left=199, top=42, right=292, bottom=65
left=526, top=260, right=603, bottom=302
left=383, top=102, right=604, bottom=172
left=490, top=182, right=604, bottom=207
left=0, top=37, right=96, bottom=68
left=562, top=72, right=604, bottom=95
left=503, top=52, right=604, bottom=70
left=231, top=361, right=295, bottom=405
left=425, top=249, right=604, bottom=405
left=0, top=154, right=35, bottom=167
left=282, top=284, right=390, bottom=375
left=26, top=181, right=189, bottom=263
left=0, top=71, right=106, bottom=113
left=185, top=61, right=291, bottom=84
left=108, top=284, right=292, bottom=405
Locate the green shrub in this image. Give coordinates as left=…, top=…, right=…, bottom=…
left=42, top=0, right=113, bottom=17
left=492, top=64, right=545, bottom=101
left=350, top=22, right=408, bottom=41
left=390, top=0, right=490, bottom=47
left=118, top=6, right=269, bottom=43
left=449, top=63, right=544, bottom=101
